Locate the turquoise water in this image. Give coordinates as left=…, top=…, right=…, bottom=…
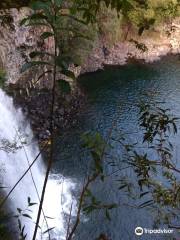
left=55, top=55, right=180, bottom=240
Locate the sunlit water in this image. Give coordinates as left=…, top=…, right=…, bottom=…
left=54, top=55, right=180, bottom=240
left=0, top=89, right=76, bottom=240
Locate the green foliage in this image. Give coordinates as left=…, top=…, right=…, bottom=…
left=83, top=188, right=117, bottom=221
left=19, top=0, right=180, bottom=72
left=82, top=132, right=106, bottom=173
left=80, top=132, right=117, bottom=222
left=78, top=102, right=179, bottom=230
left=70, top=0, right=180, bottom=53
left=20, top=61, right=51, bottom=73
left=5, top=0, right=180, bottom=237
left=57, top=79, right=71, bottom=94
left=101, top=99, right=180, bottom=228
left=138, top=102, right=178, bottom=143
left=122, top=100, right=180, bottom=225
left=96, top=3, right=123, bottom=46
left=21, top=0, right=86, bottom=93
left=129, top=39, right=148, bottom=51
left=57, top=7, right=97, bottom=65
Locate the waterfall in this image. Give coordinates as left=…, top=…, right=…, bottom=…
left=0, top=89, right=76, bottom=239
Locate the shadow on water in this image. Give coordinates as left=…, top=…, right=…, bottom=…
left=54, top=55, right=180, bottom=240
left=79, top=62, right=158, bottom=93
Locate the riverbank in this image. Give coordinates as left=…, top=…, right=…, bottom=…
left=8, top=51, right=179, bottom=143
left=2, top=10, right=180, bottom=143
left=81, top=18, right=180, bottom=73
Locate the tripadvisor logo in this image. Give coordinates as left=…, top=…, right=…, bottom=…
left=135, top=227, right=174, bottom=236
left=135, top=227, right=144, bottom=236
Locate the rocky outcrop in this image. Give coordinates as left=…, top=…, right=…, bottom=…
left=0, top=9, right=83, bottom=141
left=1, top=9, right=180, bottom=84
left=1, top=10, right=180, bottom=142
left=81, top=18, right=180, bottom=73
left=0, top=8, right=33, bottom=83
left=12, top=87, right=84, bottom=141
left=0, top=8, right=54, bottom=86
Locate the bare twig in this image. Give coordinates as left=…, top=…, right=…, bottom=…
left=67, top=118, right=117, bottom=240
left=66, top=201, right=73, bottom=240
left=32, top=13, right=58, bottom=239
left=67, top=173, right=99, bottom=240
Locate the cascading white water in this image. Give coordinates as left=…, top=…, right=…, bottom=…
left=0, top=89, right=76, bottom=239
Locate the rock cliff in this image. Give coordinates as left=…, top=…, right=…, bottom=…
left=0, top=9, right=180, bottom=84
left=81, top=18, right=180, bottom=73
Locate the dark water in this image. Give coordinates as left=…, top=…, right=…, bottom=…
left=54, top=55, right=180, bottom=240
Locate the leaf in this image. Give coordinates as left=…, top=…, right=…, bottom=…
left=29, top=51, right=52, bottom=58
left=94, top=159, right=103, bottom=173
left=105, top=209, right=111, bottom=221
left=21, top=225, right=25, bottom=235
left=18, top=219, right=21, bottom=231
left=91, top=150, right=103, bottom=173
left=23, top=22, right=49, bottom=27
left=45, top=216, right=55, bottom=219
left=40, top=32, right=54, bottom=40
left=139, top=200, right=154, bottom=208
left=140, top=191, right=149, bottom=198
left=20, top=17, right=29, bottom=26
left=100, top=175, right=105, bottom=182
left=29, top=202, right=37, bottom=206
left=172, top=122, right=177, bottom=134
left=57, top=80, right=71, bottom=94
left=91, top=150, right=100, bottom=162
left=36, top=70, right=52, bottom=83
left=118, top=184, right=127, bottom=190
left=83, top=205, right=96, bottom=214
left=17, top=208, right=22, bottom=214
left=21, top=61, right=51, bottom=73
left=20, top=14, right=48, bottom=26
left=61, top=69, right=76, bottom=80
left=27, top=197, right=31, bottom=205
left=22, top=214, right=32, bottom=219
left=85, top=189, right=93, bottom=197
left=43, top=227, right=55, bottom=234
left=54, top=0, right=63, bottom=6
left=31, top=1, right=50, bottom=11
left=55, top=56, right=67, bottom=69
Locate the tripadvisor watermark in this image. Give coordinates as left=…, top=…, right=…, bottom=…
left=135, top=227, right=174, bottom=236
